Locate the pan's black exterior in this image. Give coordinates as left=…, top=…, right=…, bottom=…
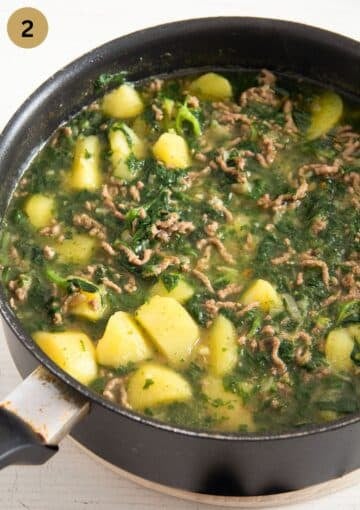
left=0, top=18, right=360, bottom=496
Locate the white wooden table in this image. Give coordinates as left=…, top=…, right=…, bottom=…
left=0, top=1, right=359, bottom=508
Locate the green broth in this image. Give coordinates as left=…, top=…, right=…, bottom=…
left=1, top=69, right=359, bottom=433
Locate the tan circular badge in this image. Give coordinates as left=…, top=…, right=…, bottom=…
left=7, top=7, right=48, bottom=49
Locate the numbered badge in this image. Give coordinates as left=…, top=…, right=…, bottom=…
left=7, top=7, right=48, bottom=49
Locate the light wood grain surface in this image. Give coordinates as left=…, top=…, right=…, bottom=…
left=0, top=1, right=359, bottom=508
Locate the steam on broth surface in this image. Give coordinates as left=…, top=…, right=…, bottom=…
left=1, top=69, right=359, bottom=433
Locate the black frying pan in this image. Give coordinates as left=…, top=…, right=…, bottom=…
left=0, top=17, right=359, bottom=498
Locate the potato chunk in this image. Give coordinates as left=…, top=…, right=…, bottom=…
left=240, top=279, right=283, bottom=315
left=152, top=132, right=191, bottom=169
left=55, top=234, right=97, bottom=264
left=109, top=124, right=146, bottom=180
left=202, top=375, right=254, bottom=432
left=96, top=311, right=153, bottom=368
left=189, top=72, right=232, bottom=101
left=307, top=91, right=343, bottom=140
left=24, top=194, right=55, bottom=228
left=209, top=315, right=238, bottom=376
left=69, top=290, right=105, bottom=321
left=69, top=135, right=102, bottom=190
left=150, top=278, right=194, bottom=304
left=135, top=296, right=200, bottom=366
left=325, top=326, right=358, bottom=372
left=127, top=362, right=192, bottom=410
left=102, top=84, right=144, bottom=119
left=33, top=330, right=97, bottom=385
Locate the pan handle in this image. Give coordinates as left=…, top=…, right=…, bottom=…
left=0, top=407, right=58, bottom=468
left=0, top=366, right=89, bottom=469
